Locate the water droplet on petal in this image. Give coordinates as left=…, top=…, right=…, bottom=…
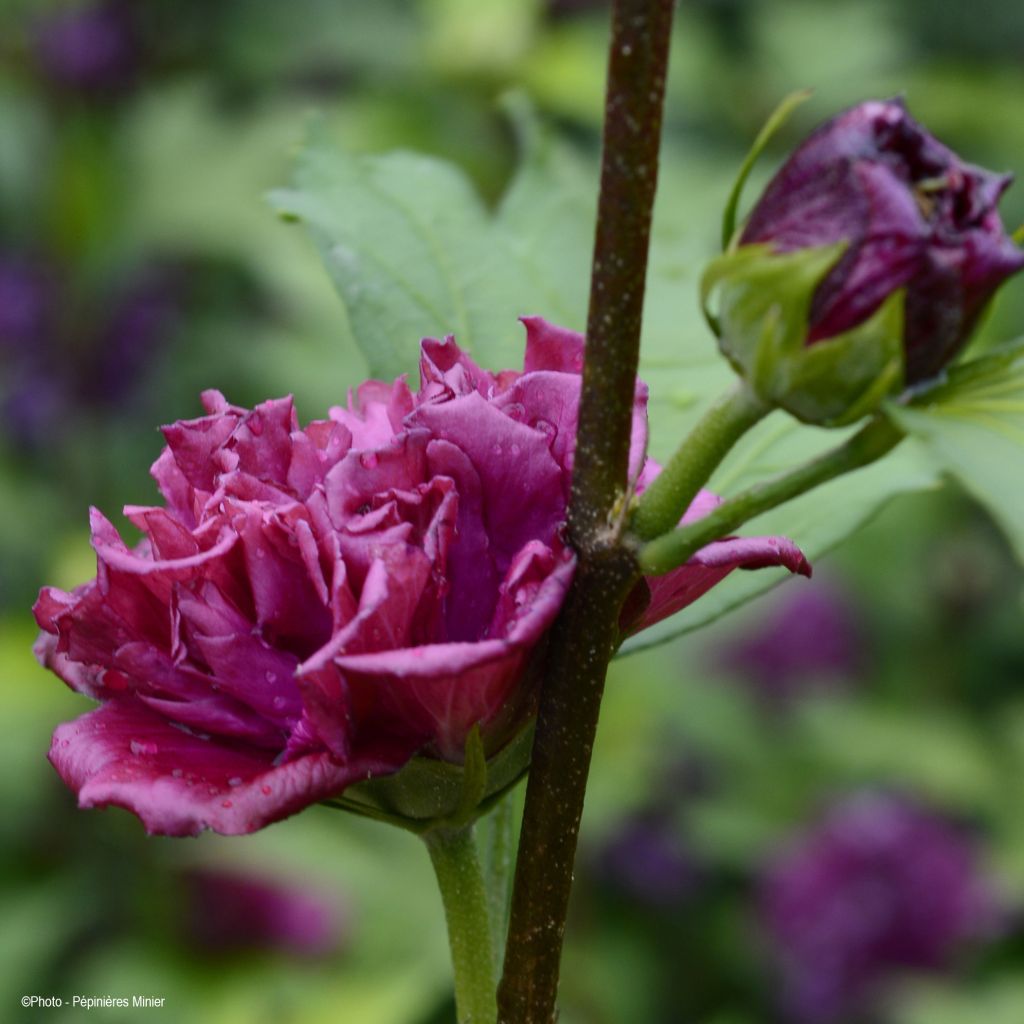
left=510, top=443, right=521, bottom=456
left=532, top=418, right=556, bottom=446
left=360, top=452, right=379, bottom=470
left=171, top=768, right=183, bottom=778
left=130, top=739, right=158, bottom=756
left=265, top=671, right=278, bottom=684
left=261, top=785, right=272, bottom=795
left=228, top=776, right=243, bottom=787
left=492, top=443, right=502, bottom=456
left=272, top=695, right=287, bottom=710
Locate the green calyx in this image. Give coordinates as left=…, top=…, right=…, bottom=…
left=323, top=723, right=533, bottom=835
left=702, top=242, right=905, bottom=427
left=720, top=89, right=813, bottom=252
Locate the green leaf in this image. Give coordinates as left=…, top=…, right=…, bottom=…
left=885, top=338, right=1024, bottom=564
left=269, top=96, right=592, bottom=380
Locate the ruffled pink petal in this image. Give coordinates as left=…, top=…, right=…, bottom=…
left=234, top=507, right=332, bottom=653
left=49, top=700, right=407, bottom=837
left=520, top=316, right=585, bottom=374
left=329, top=378, right=413, bottom=449
left=630, top=533, right=811, bottom=634
left=34, top=631, right=106, bottom=699
left=418, top=335, right=497, bottom=402
left=287, top=421, right=353, bottom=499
left=334, top=550, right=574, bottom=759
left=324, top=430, right=431, bottom=526
left=425, top=439, right=499, bottom=641
left=228, top=397, right=298, bottom=485
left=161, top=409, right=240, bottom=493
left=150, top=447, right=199, bottom=527
left=407, top=392, right=565, bottom=574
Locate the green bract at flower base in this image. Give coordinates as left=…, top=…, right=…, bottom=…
left=325, top=724, right=534, bottom=835
left=702, top=242, right=905, bottom=427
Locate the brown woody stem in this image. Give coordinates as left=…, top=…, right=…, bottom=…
left=496, top=2, right=676, bottom=1021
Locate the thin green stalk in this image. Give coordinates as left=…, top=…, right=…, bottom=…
left=479, top=787, right=519, bottom=967
left=637, top=413, right=905, bottom=575
left=630, top=382, right=769, bottom=540
left=425, top=826, right=498, bottom=1024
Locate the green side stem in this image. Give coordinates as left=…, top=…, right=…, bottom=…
left=424, top=826, right=498, bottom=1024
left=630, top=381, right=770, bottom=540
left=637, top=413, right=906, bottom=575
left=479, top=788, right=518, bottom=966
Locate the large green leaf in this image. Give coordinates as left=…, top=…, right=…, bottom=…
left=274, top=101, right=942, bottom=653
left=268, top=99, right=591, bottom=379
left=885, top=339, right=1024, bottom=564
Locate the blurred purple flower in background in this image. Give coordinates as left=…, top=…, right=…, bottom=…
left=182, top=867, right=345, bottom=958
left=87, top=263, right=185, bottom=403
left=712, top=578, right=865, bottom=705
left=0, top=252, right=184, bottom=449
left=761, top=792, right=997, bottom=1023
left=0, top=254, right=57, bottom=352
left=33, top=0, right=142, bottom=98
left=593, top=812, right=702, bottom=908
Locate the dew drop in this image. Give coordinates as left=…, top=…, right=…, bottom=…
left=360, top=452, right=379, bottom=469
left=171, top=768, right=183, bottom=779
left=130, top=739, right=158, bottom=756
left=492, top=443, right=502, bottom=456
left=265, top=671, right=278, bottom=684
left=510, top=443, right=521, bottom=456
left=261, top=785, right=272, bottom=795
left=228, top=776, right=243, bottom=787
left=272, top=695, right=287, bottom=710
left=532, top=418, right=556, bottom=445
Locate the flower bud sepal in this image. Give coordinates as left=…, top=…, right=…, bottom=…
left=322, top=723, right=532, bottom=835
left=703, top=242, right=905, bottom=427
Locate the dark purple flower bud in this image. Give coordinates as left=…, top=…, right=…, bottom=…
left=713, top=578, right=865, bottom=704
left=761, top=792, right=997, bottom=1023
left=181, top=868, right=345, bottom=958
left=593, top=812, right=700, bottom=908
left=741, top=99, right=1024, bottom=385
left=33, top=1, right=142, bottom=98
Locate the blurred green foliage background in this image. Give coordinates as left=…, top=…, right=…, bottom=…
left=2, top=1, right=1024, bottom=1022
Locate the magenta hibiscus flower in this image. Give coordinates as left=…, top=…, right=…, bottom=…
left=34, top=318, right=808, bottom=836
